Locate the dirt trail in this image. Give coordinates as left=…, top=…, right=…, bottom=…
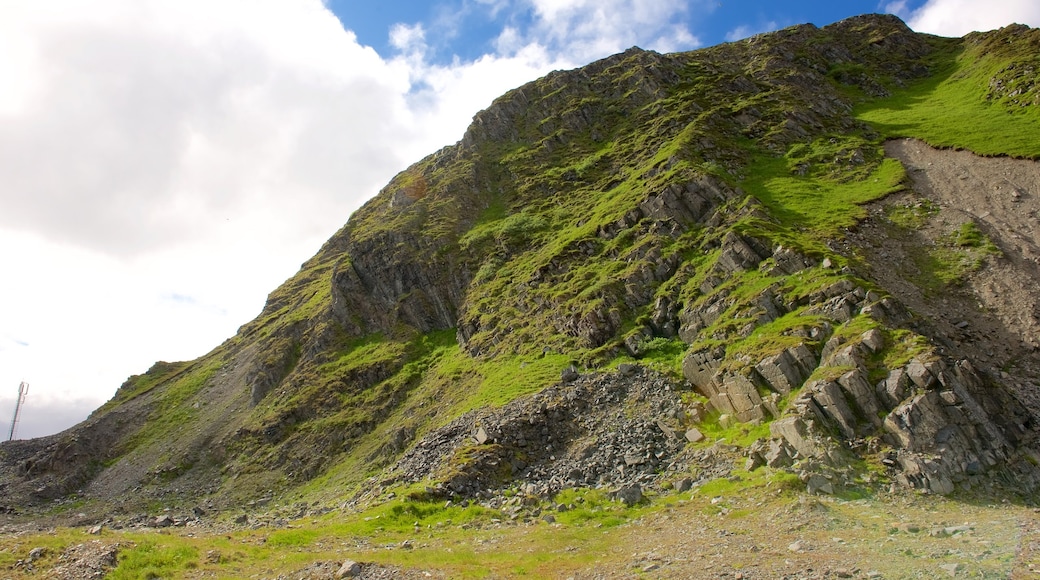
left=849, top=138, right=1040, bottom=418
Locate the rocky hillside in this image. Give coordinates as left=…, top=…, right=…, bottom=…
left=2, top=13, right=1039, bottom=523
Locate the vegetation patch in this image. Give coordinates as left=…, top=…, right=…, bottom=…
left=856, top=35, right=1040, bottom=158
left=109, top=541, right=199, bottom=580
left=741, top=142, right=906, bottom=239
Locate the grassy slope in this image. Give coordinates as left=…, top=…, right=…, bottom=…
left=857, top=31, right=1040, bottom=157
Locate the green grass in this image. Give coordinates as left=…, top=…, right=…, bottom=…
left=886, top=199, right=938, bottom=229
left=121, top=357, right=223, bottom=450
left=424, top=347, right=575, bottom=418
left=108, top=542, right=199, bottom=580
left=694, top=467, right=801, bottom=498
left=857, top=40, right=1040, bottom=158
left=100, top=360, right=192, bottom=411
left=742, top=144, right=906, bottom=238
left=696, top=418, right=773, bottom=448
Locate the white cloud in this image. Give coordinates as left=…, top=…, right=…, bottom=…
left=0, top=0, right=426, bottom=438
left=650, top=24, right=701, bottom=53
left=526, top=0, right=702, bottom=61
left=390, top=22, right=427, bottom=53
left=899, top=0, right=1040, bottom=35
left=724, top=21, right=780, bottom=42
left=883, top=1, right=911, bottom=19
left=0, top=391, right=102, bottom=441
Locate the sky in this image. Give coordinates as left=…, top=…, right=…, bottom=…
left=1, top=0, right=1039, bottom=441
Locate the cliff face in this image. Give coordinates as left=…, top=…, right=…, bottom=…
left=2, top=14, right=1039, bottom=515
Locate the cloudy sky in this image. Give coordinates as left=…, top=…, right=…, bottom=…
left=1, top=0, right=1038, bottom=440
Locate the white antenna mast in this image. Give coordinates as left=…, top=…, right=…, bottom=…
left=7, top=381, right=28, bottom=441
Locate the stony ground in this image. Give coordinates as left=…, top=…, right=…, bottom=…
left=2, top=485, right=1038, bottom=579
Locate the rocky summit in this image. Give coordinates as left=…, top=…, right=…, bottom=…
left=3, top=13, right=1040, bottom=578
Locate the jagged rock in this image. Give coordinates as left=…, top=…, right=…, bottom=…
left=755, top=344, right=818, bottom=395
left=27, top=547, right=46, bottom=562
left=769, top=417, right=832, bottom=462
left=876, top=368, right=911, bottom=410
left=861, top=328, right=885, bottom=353
left=655, top=419, right=678, bottom=440
left=805, top=474, right=834, bottom=495
left=685, top=428, right=706, bottom=443
left=906, top=358, right=942, bottom=390
left=154, top=514, right=174, bottom=528
left=612, top=484, right=643, bottom=506
left=335, top=560, right=362, bottom=578
left=715, top=232, right=769, bottom=273
left=764, top=439, right=793, bottom=468
left=766, top=245, right=816, bottom=275
left=638, top=176, right=733, bottom=226
left=710, top=373, right=769, bottom=422
left=836, top=369, right=884, bottom=432
left=686, top=401, right=708, bottom=423
left=745, top=452, right=766, bottom=471
left=561, top=365, right=580, bottom=383
left=681, top=346, right=726, bottom=390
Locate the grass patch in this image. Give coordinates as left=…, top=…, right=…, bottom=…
left=857, top=38, right=1040, bottom=158
left=742, top=142, right=906, bottom=238
left=696, top=418, right=772, bottom=448
left=885, top=199, right=938, bottom=229
left=108, top=541, right=199, bottom=580
left=122, top=357, right=222, bottom=449
left=425, top=348, right=575, bottom=418
left=694, top=467, right=802, bottom=498
left=915, top=221, right=1002, bottom=292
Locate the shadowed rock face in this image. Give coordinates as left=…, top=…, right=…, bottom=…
left=2, top=14, right=1039, bottom=517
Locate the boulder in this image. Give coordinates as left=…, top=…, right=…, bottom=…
left=154, top=514, right=174, bottom=528
left=682, top=346, right=725, bottom=392
left=755, top=344, right=817, bottom=395
left=906, top=358, right=941, bottom=390
left=685, top=428, right=706, bottom=443
left=613, top=484, right=643, bottom=506
left=335, top=560, right=362, bottom=578
left=806, top=474, right=834, bottom=495
left=764, top=439, right=793, bottom=468
left=561, top=365, right=580, bottom=383
left=770, top=417, right=826, bottom=460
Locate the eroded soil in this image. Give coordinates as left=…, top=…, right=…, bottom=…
left=849, top=138, right=1040, bottom=418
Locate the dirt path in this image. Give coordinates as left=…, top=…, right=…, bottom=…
left=848, top=139, right=1040, bottom=418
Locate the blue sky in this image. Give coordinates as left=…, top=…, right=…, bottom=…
left=0, top=0, right=1038, bottom=440
left=329, top=1, right=921, bottom=64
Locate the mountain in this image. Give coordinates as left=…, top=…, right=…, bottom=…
left=2, top=12, right=1039, bottom=536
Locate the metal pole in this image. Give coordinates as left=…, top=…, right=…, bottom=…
left=7, top=381, right=28, bottom=441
